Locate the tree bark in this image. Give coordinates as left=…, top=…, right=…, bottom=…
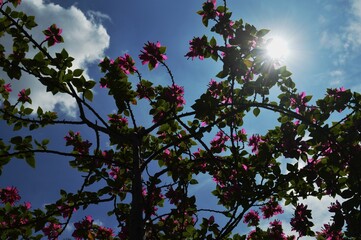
left=129, top=133, right=144, bottom=240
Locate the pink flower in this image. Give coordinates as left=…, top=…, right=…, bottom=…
left=97, top=226, right=114, bottom=238
left=17, top=89, right=31, bottom=103
left=268, top=220, right=287, bottom=240
left=199, top=0, right=218, bottom=22
left=0, top=186, right=21, bottom=206
left=43, top=24, right=63, bottom=47
left=247, top=230, right=257, bottom=240
left=108, top=114, right=128, bottom=126
left=10, top=0, right=21, bottom=5
left=42, top=222, right=61, bottom=239
left=290, top=204, right=314, bottom=237
left=72, top=216, right=93, bottom=239
left=290, top=92, right=307, bottom=113
left=260, top=199, right=284, bottom=219
left=243, top=210, right=260, bottom=226
left=57, top=204, right=76, bottom=219
left=217, top=13, right=235, bottom=39
left=327, top=87, right=348, bottom=112
left=1, top=83, right=12, bottom=93
left=328, top=201, right=341, bottom=213
left=64, top=131, right=91, bottom=155
left=248, top=134, right=263, bottom=153
left=163, top=84, right=185, bottom=108
left=327, top=87, right=346, bottom=98
left=210, top=131, right=230, bottom=152
left=117, top=53, right=137, bottom=74
left=152, top=110, right=166, bottom=123
left=2, top=0, right=21, bottom=6
left=316, top=223, right=343, bottom=240
left=109, top=167, right=120, bottom=179
left=24, top=201, right=31, bottom=210
left=139, top=41, right=167, bottom=69
left=185, top=36, right=211, bottom=60
left=136, top=81, right=155, bottom=100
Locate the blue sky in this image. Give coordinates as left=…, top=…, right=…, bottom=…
left=2, top=0, right=361, bottom=238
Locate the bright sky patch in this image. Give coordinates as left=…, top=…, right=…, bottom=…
left=266, top=37, right=290, bottom=62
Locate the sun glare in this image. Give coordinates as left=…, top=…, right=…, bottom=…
left=266, top=37, right=290, bottom=63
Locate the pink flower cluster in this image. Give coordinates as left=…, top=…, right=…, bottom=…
left=0, top=83, right=12, bottom=93
left=243, top=200, right=290, bottom=239
left=317, top=223, right=344, bottom=239
left=261, top=199, right=284, bottom=219
left=42, top=222, right=62, bottom=239
left=43, top=24, right=63, bottom=47
left=57, top=203, right=76, bottom=218
left=163, top=84, right=185, bottom=108
left=64, top=131, right=92, bottom=155
left=0, top=186, right=21, bottom=206
left=139, top=41, right=167, bottom=69
left=243, top=210, right=260, bottom=226
left=248, top=134, right=263, bottom=154
left=108, top=114, right=128, bottom=127
left=117, top=53, right=137, bottom=74
left=17, top=89, right=31, bottom=103
left=72, top=216, right=114, bottom=239
left=136, top=82, right=155, bottom=100
left=210, top=131, right=230, bottom=153
left=290, top=203, right=314, bottom=237
left=72, top=216, right=93, bottom=239
left=290, top=92, right=307, bottom=113
left=199, top=0, right=218, bottom=22
left=185, top=36, right=211, bottom=60
left=0, top=0, right=21, bottom=6
left=316, top=201, right=344, bottom=239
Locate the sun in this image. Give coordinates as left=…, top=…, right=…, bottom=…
left=266, top=36, right=290, bottom=63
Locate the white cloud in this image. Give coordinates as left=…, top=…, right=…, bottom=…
left=1, top=0, right=110, bottom=117
left=65, top=223, right=74, bottom=233
left=282, top=196, right=341, bottom=239
left=329, top=70, right=344, bottom=86
left=93, top=219, right=104, bottom=226
left=87, top=10, right=112, bottom=24
left=320, top=0, right=361, bottom=62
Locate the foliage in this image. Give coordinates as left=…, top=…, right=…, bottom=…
left=1, top=0, right=361, bottom=239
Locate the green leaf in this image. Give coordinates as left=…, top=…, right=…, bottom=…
left=4, top=202, right=12, bottom=212
left=34, top=51, right=44, bottom=62
left=13, top=122, right=23, bottom=131
left=216, top=70, right=227, bottom=79
left=41, top=139, right=50, bottom=145
left=60, top=48, right=69, bottom=58
left=280, top=66, right=292, bottom=78
left=29, top=123, right=39, bottom=131
left=73, top=69, right=83, bottom=77
left=256, top=29, right=270, bottom=37
left=83, top=89, right=93, bottom=101
left=148, top=62, right=155, bottom=71
left=84, top=80, right=96, bottom=89
left=26, top=156, right=36, bottom=168
left=23, top=108, right=33, bottom=115
left=190, top=179, right=198, bottom=185
left=159, top=46, right=166, bottom=54
left=297, top=124, right=306, bottom=135
left=37, top=106, right=43, bottom=115
left=210, top=37, right=216, bottom=47
left=253, top=108, right=260, bottom=117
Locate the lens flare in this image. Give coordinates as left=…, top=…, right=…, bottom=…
left=266, top=37, right=289, bottom=62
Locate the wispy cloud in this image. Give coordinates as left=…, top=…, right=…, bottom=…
left=1, top=0, right=110, bottom=117
left=87, top=10, right=112, bottom=24
left=317, top=0, right=361, bottom=88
